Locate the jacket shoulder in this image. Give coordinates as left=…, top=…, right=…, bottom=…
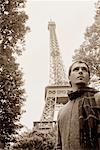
left=94, top=92, right=100, bottom=106
left=57, top=102, right=70, bottom=121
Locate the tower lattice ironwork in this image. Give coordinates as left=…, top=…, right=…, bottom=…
left=48, top=21, right=67, bottom=86
left=39, top=21, right=70, bottom=128
left=33, top=21, right=70, bottom=130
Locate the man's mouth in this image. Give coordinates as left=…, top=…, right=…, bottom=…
left=77, top=76, right=84, bottom=79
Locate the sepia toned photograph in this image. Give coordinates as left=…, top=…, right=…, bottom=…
left=0, top=0, right=100, bottom=149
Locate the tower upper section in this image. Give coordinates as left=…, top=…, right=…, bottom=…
left=48, top=21, right=68, bottom=86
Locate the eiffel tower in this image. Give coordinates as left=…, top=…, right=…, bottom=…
left=33, top=21, right=71, bottom=129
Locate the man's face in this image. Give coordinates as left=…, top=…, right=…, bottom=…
left=69, top=62, right=90, bottom=87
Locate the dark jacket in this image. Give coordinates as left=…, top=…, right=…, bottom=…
left=56, top=88, right=100, bottom=150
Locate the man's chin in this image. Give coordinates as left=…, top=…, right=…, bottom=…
left=76, top=82, right=87, bottom=87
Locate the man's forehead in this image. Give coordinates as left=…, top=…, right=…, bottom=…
left=71, top=62, right=88, bottom=70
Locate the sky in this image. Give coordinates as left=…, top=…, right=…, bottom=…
left=17, top=0, right=98, bottom=130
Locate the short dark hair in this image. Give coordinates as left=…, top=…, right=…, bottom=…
left=68, top=60, right=90, bottom=77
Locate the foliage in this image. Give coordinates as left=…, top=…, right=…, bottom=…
left=0, top=0, right=29, bottom=147
left=73, top=1, right=100, bottom=81
left=11, top=128, right=56, bottom=150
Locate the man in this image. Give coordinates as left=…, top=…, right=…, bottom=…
left=56, top=61, right=100, bottom=150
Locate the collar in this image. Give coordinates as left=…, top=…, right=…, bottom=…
left=68, top=87, right=98, bottom=100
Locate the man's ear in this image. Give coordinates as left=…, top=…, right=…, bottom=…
left=68, top=75, right=70, bottom=81
left=68, top=76, right=72, bottom=86
left=94, top=92, right=100, bottom=106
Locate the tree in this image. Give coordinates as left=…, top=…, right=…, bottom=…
left=73, top=1, right=100, bottom=83
left=0, top=0, right=29, bottom=148
left=11, top=128, right=56, bottom=150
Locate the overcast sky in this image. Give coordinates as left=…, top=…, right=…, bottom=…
left=18, top=0, right=97, bottom=130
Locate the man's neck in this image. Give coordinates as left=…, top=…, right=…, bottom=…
left=71, top=83, right=87, bottom=92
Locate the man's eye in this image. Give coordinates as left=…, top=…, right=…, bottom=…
left=82, top=67, right=88, bottom=71
left=73, top=67, right=79, bottom=71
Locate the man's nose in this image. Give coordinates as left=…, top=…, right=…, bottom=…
left=78, top=68, right=83, bottom=74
